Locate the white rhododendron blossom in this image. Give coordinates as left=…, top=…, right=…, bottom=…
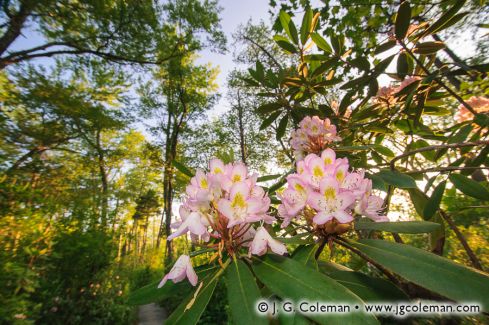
left=159, top=159, right=286, bottom=287
left=290, top=116, right=341, bottom=160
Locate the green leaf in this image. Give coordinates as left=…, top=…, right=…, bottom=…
left=128, top=265, right=217, bottom=305
left=276, top=39, right=298, bottom=54
left=165, top=268, right=222, bottom=325
left=366, top=173, right=387, bottom=192
left=276, top=233, right=314, bottom=245
left=311, top=33, right=332, bottom=53
left=413, top=41, right=446, bottom=54
left=226, top=259, right=267, bottom=325
left=252, top=255, right=380, bottom=325
left=395, top=1, right=411, bottom=39
left=325, top=271, right=409, bottom=302
left=279, top=11, right=299, bottom=44
left=374, top=39, right=396, bottom=55
left=449, top=174, right=489, bottom=200
left=278, top=312, right=312, bottom=325
left=397, top=52, right=409, bottom=80
left=276, top=114, right=288, bottom=140
left=350, top=239, right=489, bottom=312
left=173, top=160, right=195, bottom=178
left=300, top=8, right=313, bottom=44
left=292, top=244, right=319, bottom=269
left=330, top=33, right=344, bottom=55
left=255, top=61, right=265, bottom=82
left=423, top=0, right=466, bottom=36
left=423, top=181, right=446, bottom=219
left=354, top=220, right=441, bottom=233
left=448, top=124, right=473, bottom=144
left=257, top=174, right=281, bottom=182
left=256, top=102, right=283, bottom=115
left=375, top=170, right=417, bottom=188
left=259, top=111, right=282, bottom=130
left=374, top=145, right=395, bottom=157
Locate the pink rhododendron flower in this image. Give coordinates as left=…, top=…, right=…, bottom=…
left=279, top=132, right=388, bottom=233
left=249, top=226, right=287, bottom=256
left=308, top=177, right=356, bottom=224
left=158, top=255, right=198, bottom=287
left=456, top=96, right=489, bottom=123
left=164, top=158, right=284, bottom=286
left=290, top=116, right=341, bottom=160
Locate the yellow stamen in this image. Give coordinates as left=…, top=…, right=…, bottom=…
left=200, top=178, right=208, bottom=189
left=324, top=187, right=336, bottom=200
left=313, top=166, right=324, bottom=177
left=231, top=193, right=247, bottom=208
left=336, top=170, right=344, bottom=182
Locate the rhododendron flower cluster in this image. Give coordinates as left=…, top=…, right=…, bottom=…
left=159, top=159, right=287, bottom=287
left=375, top=76, right=421, bottom=105
left=278, top=148, right=388, bottom=235
left=456, top=96, right=489, bottom=123
left=290, top=116, right=341, bottom=160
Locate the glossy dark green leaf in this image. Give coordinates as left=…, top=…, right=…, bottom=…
left=354, top=219, right=440, bottom=233
left=173, top=160, right=195, bottom=178
left=449, top=174, right=489, bottom=200
left=278, top=312, right=312, bottom=325
left=276, top=114, right=288, bottom=140
left=252, top=255, right=380, bottom=325
left=325, top=271, right=409, bottom=302
left=165, top=268, right=221, bottom=325
left=226, top=259, right=267, bottom=325
left=423, top=181, right=446, bottom=219
left=374, top=145, right=395, bottom=158
left=375, top=170, right=417, bottom=188
left=311, top=32, right=332, bottom=53
left=395, top=1, right=411, bottom=39
left=397, top=52, right=409, bottom=80
left=279, top=10, right=299, bottom=44
left=413, top=41, right=446, bottom=54
left=448, top=124, right=473, bottom=144
left=350, top=239, right=489, bottom=312
left=257, top=174, right=281, bottom=182
left=292, top=244, right=319, bottom=269
left=300, top=8, right=313, bottom=44
left=374, top=39, right=396, bottom=55
left=256, top=102, right=283, bottom=115
left=259, top=111, right=282, bottom=130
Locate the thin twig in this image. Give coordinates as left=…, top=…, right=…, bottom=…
left=439, top=210, right=484, bottom=271
left=390, top=141, right=489, bottom=170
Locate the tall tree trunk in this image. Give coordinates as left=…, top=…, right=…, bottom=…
left=96, top=130, right=109, bottom=229
left=236, top=90, right=247, bottom=164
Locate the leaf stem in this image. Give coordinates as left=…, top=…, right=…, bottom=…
left=333, top=237, right=401, bottom=285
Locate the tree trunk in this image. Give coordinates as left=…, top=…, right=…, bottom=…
left=96, top=130, right=109, bottom=229
left=236, top=90, right=247, bottom=164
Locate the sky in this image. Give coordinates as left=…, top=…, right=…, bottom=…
left=196, top=0, right=271, bottom=117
